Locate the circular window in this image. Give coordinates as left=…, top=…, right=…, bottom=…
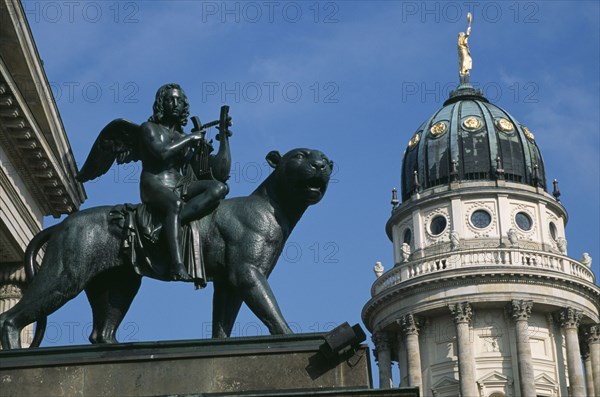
left=430, top=215, right=447, bottom=236
left=515, top=212, right=532, bottom=231
left=471, top=210, right=492, bottom=229
left=403, top=229, right=412, bottom=245
left=549, top=222, right=557, bottom=240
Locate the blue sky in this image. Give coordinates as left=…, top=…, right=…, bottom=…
left=22, top=0, right=598, bottom=373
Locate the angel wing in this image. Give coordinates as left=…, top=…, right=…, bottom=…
left=76, top=119, right=141, bottom=182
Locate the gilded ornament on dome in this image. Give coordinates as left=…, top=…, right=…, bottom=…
left=522, top=126, right=535, bottom=140
left=495, top=118, right=514, bottom=133
left=462, top=116, right=481, bottom=130
left=430, top=121, right=447, bottom=137
left=408, top=132, right=421, bottom=149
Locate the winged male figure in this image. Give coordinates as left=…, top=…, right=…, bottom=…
left=77, top=83, right=231, bottom=281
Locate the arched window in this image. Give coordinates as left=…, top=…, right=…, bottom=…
left=403, top=228, right=412, bottom=245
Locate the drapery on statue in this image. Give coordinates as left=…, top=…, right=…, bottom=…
left=0, top=83, right=334, bottom=349
left=458, top=12, right=473, bottom=83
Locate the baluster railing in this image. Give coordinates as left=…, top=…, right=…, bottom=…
left=372, top=247, right=595, bottom=296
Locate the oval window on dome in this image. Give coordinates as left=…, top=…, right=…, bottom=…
left=549, top=222, right=558, bottom=240
left=403, top=228, right=412, bottom=245
left=515, top=212, right=533, bottom=231
left=430, top=215, right=447, bottom=236
left=471, top=210, right=492, bottom=229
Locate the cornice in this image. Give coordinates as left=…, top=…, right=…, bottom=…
left=0, top=1, right=86, bottom=216
left=362, top=268, right=600, bottom=331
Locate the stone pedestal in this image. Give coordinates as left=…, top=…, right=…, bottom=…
left=0, top=334, right=417, bottom=397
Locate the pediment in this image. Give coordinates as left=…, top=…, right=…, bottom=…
left=534, top=373, right=557, bottom=386
left=477, top=370, right=511, bottom=384
left=432, top=376, right=459, bottom=388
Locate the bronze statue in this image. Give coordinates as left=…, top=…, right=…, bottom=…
left=458, top=12, right=473, bottom=83
left=77, top=83, right=231, bottom=281
left=0, top=147, right=333, bottom=349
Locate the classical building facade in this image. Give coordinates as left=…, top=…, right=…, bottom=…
left=0, top=0, right=85, bottom=345
left=362, top=22, right=600, bottom=396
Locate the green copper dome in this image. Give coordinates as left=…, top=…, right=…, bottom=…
left=401, top=84, right=546, bottom=201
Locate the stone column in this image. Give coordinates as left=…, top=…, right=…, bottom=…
left=509, top=300, right=536, bottom=397
left=449, top=302, right=478, bottom=397
left=586, top=324, right=600, bottom=396
left=0, top=264, right=32, bottom=348
left=559, top=308, right=585, bottom=396
left=400, top=314, right=423, bottom=392
left=373, top=330, right=393, bottom=389
left=581, top=340, right=594, bottom=397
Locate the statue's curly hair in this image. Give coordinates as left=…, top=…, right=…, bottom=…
left=149, top=83, right=190, bottom=127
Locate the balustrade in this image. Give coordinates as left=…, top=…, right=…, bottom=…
left=373, top=247, right=595, bottom=295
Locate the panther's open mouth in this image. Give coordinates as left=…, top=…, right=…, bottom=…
left=300, top=176, right=328, bottom=203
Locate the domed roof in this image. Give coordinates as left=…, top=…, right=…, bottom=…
left=401, top=84, right=546, bottom=201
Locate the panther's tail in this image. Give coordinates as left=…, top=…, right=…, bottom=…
left=23, top=225, right=57, bottom=348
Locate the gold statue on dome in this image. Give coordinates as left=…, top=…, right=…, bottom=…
left=458, top=12, right=473, bottom=83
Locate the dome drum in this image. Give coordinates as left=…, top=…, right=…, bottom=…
left=387, top=184, right=568, bottom=264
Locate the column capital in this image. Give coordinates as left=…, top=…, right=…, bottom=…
left=449, top=302, right=473, bottom=324
left=580, top=340, right=591, bottom=360
left=509, top=300, right=533, bottom=321
left=559, top=307, right=582, bottom=329
left=398, top=313, right=423, bottom=336
left=583, top=324, right=600, bottom=345
left=0, top=282, right=25, bottom=299
left=372, top=330, right=391, bottom=353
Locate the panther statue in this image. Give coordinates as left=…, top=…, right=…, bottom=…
left=0, top=148, right=333, bottom=349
